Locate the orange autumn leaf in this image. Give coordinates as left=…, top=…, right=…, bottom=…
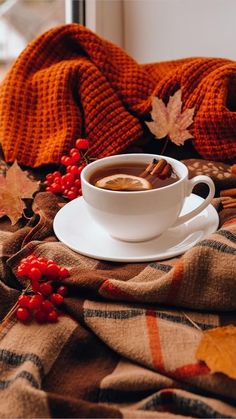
left=196, top=325, right=236, bottom=379
left=0, top=161, right=40, bottom=225
left=146, top=89, right=195, bottom=145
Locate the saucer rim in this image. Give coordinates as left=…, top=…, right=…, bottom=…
left=53, top=194, right=219, bottom=263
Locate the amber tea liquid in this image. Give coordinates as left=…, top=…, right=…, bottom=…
left=89, top=162, right=179, bottom=190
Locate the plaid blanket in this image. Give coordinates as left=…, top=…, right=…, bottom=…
left=0, top=158, right=236, bottom=418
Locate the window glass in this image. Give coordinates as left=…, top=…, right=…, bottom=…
left=0, top=0, right=66, bottom=80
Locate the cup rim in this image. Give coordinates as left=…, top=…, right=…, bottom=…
left=81, top=153, right=188, bottom=194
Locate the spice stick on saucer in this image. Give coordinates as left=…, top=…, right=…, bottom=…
left=221, top=196, right=236, bottom=208
left=220, top=188, right=236, bottom=197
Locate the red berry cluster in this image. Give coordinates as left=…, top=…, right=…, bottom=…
left=15, top=254, right=70, bottom=324
left=44, top=138, right=90, bottom=201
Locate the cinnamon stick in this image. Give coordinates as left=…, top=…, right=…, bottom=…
left=220, top=188, right=236, bottom=198
left=221, top=196, right=236, bottom=208
left=158, top=163, right=172, bottom=179
left=231, top=164, right=236, bottom=175
left=139, top=159, right=157, bottom=178
left=150, top=159, right=167, bottom=175
left=222, top=202, right=236, bottom=209
left=139, top=158, right=173, bottom=181
left=221, top=197, right=233, bottom=203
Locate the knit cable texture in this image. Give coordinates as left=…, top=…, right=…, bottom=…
left=0, top=23, right=236, bottom=167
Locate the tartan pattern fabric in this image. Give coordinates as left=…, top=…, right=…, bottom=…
left=0, top=24, right=236, bottom=167
left=0, top=158, right=235, bottom=417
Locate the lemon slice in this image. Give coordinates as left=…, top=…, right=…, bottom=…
left=95, top=174, right=152, bottom=191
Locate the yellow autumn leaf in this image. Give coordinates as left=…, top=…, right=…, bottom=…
left=196, top=324, right=236, bottom=379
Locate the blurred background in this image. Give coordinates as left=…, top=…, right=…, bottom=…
left=1, top=0, right=236, bottom=81
left=0, top=0, right=66, bottom=79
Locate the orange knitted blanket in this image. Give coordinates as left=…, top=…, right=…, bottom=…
left=0, top=23, right=236, bottom=167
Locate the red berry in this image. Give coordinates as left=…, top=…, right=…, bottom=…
left=52, top=171, right=61, bottom=178
left=16, top=307, right=30, bottom=322
left=19, top=262, right=30, bottom=276
left=74, top=178, right=81, bottom=188
left=34, top=310, right=47, bottom=324
left=46, top=186, right=52, bottom=192
left=26, top=255, right=37, bottom=262
left=53, top=176, right=61, bottom=184
left=50, top=293, right=64, bottom=306
left=46, top=173, right=54, bottom=181
left=18, top=295, right=30, bottom=308
left=28, top=294, right=44, bottom=311
left=28, top=267, right=42, bottom=281
left=59, top=267, right=69, bottom=279
left=64, top=157, right=73, bottom=166
left=46, top=263, right=60, bottom=279
left=70, top=152, right=81, bottom=164
left=61, top=155, right=68, bottom=165
left=19, top=257, right=29, bottom=264
left=38, top=261, right=48, bottom=275
left=47, top=310, right=58, bottom=323
left=25, top=253, right=38, bottom=262
left=67, top=190, right=77, bottom=200
left=75, top=139, right=89, bottom=150
left=61, top=173, right=74, bottom=189
left=50, top=183, right=62, bottom=193
left=63, top=189, right=70, bottom=197
left=61, top=184, right=67, bottom=192
left=37, top=257, right=48, bottom=263
left=41, top=299, right=54, bottom=313
left=57, top=286, right=68, bottom=297
left=65, top=172, right=75, bottom=182
left=47, top=259, right=55, bottom=265
left=16, top=266, right=26, bottom=278
left=29, top=260, right=42, bottom=270
left=70, top=186, right=78, bottom=193
left=31, top=280, right=40, bottom=293
left=69, top=148, right=79, bottom=156
left=40, top=282, right=53, bottom=296
left=67, top=165, right=79, bottom=177
left=77, top=163, right=87, bottom=175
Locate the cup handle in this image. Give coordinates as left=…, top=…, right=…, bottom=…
left=172, top=175, right=215, bottom=227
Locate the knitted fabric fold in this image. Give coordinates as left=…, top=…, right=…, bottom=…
left=0, top=23, right=236, bottom=167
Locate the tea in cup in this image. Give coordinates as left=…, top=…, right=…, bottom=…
left=81, top=154, right=215, bottom=242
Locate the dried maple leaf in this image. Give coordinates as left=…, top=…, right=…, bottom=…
left=196, top=324, right=236, bottom=379
left=0, top=161, right=40, bottom=225
left=146, top=89, right=195, bottom=146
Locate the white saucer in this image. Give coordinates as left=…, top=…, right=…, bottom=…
left=53, top=194, right=219, bottom=263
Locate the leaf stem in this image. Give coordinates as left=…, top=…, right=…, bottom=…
left=160, top=137, right=169, bottom=155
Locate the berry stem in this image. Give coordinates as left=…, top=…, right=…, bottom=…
left=80, top=150, right=89, bottom=164
left=0, top=283, right=31, bottom=326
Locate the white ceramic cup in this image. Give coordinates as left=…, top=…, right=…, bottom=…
left=81, top=154, right=215, bottom=242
